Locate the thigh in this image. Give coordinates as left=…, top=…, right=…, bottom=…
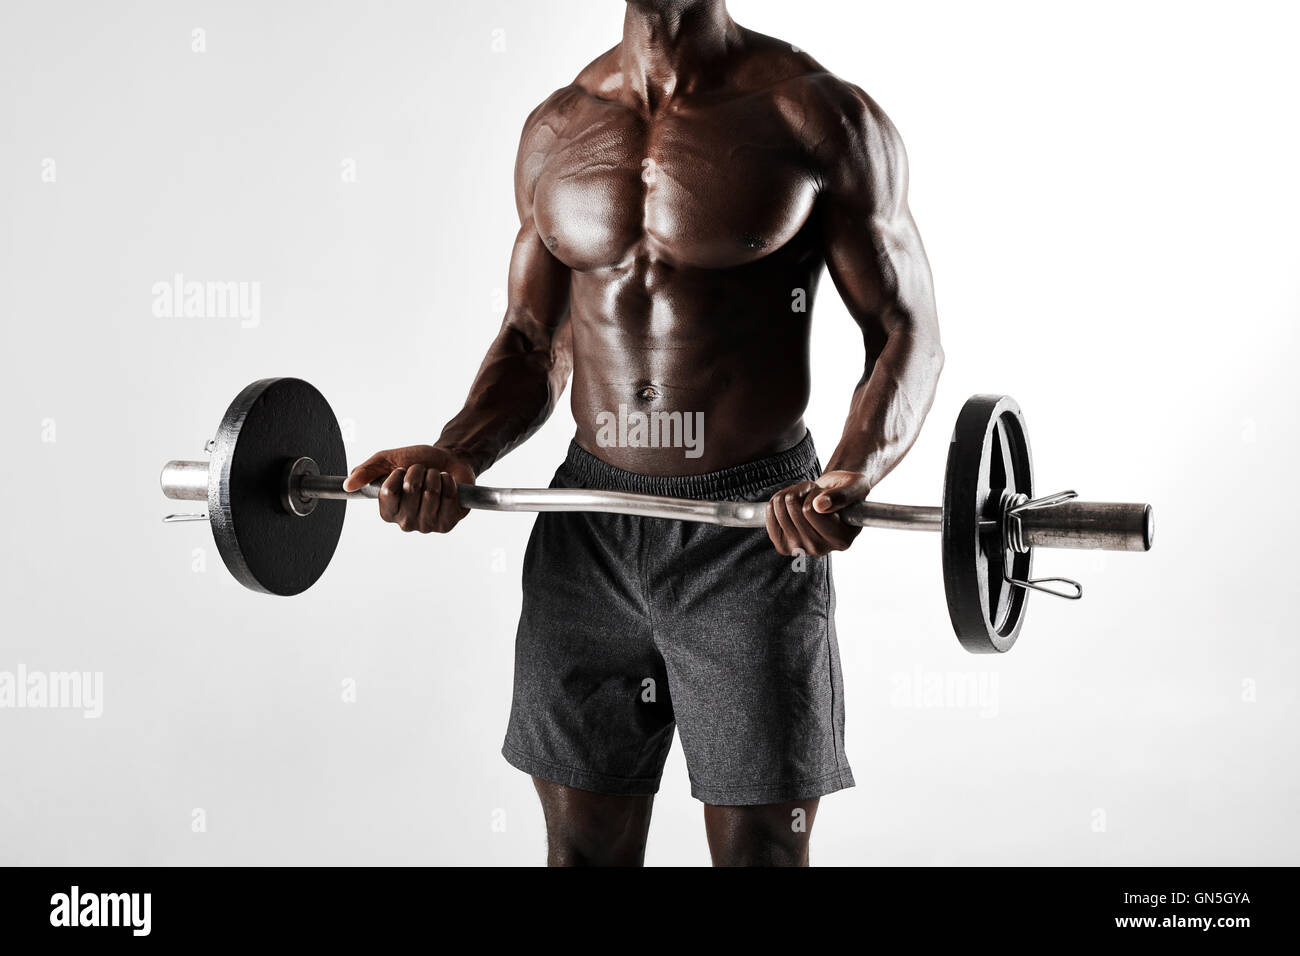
left=651, top=517, right=853, bottom=805
left=503, top=468, right=675, bottom=793
left=533, top=779, right=655, bottom=867
left=704, top=798, right=820, bottom=867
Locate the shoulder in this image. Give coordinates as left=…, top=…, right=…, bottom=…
left=773, top=71, right=907, bottom=206
left=514, top=45, right=620, bottom=173
left=726, top=32, right=904, bottom=199
left=512, top=47, right=627, bottom=214
left=724, top=28, right=829, bottom=89
left=517, top=83, right=586, bottom=156
left=512, top=81, right=587, bottom=211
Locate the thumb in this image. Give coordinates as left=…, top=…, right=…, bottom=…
left=811, top=473, right=864, bottom=514
left=341, top=456, right=393, bottom=492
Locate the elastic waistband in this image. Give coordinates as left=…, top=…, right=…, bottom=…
left=561, top=432, right=819, bottom=500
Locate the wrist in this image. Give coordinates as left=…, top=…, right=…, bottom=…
left=823, top=459, right=871, bottom=482
left=433, top=442, right=482, bottom=479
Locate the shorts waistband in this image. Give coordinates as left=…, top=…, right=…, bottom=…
left=560, top=432, right=819, bottom=501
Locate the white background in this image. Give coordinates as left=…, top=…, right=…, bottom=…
left=1, top=0, right=1296, bottom=865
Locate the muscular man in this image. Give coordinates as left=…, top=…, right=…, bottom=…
left=344, top=0, right=942, bottom=866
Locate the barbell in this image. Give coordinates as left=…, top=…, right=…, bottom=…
left=160, top=377, right=1154, bottom=653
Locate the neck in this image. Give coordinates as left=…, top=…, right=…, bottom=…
left=621, top=0, right=737, bottom=108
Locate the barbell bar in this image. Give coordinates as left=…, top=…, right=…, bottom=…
left=159, top=378, right=1154, bottom=653
left=162, top=460, right=1149, bottom=546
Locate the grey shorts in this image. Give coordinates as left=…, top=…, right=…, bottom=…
left=501, top=433, right=854, bottom=806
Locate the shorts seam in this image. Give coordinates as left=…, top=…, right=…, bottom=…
left=824, top=552, right=844, bottom=775
left=689, top=768, right=855, bottom=804
left=640, top=520, right=658, bottom=638
left=501, top=743, right=663, bottom=791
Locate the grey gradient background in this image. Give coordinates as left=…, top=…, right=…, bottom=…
left=1, top=0, right=1296, bottom=865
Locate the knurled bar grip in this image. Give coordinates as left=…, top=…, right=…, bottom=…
left=1015, top=500, right=1153, bottom=552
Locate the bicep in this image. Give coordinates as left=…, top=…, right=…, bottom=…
left=821, top=202, right=935, bottom=352
left=504, top=92, right=574, bottom=348
left=505, top=223, right=570, bottom=338
left=818, top=91, right=938, bottom=352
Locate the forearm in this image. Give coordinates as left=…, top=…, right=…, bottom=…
left=826, top=324, right=944, bottom=490
left=434, top=318, right=571, bottom=476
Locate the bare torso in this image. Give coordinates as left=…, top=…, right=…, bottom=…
left=350, top=14, right=939, bottom=534
left=344, top=4, right=943, bottom=864
left=527, top=34, right=842, bottom=473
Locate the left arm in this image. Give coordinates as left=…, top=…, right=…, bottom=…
left=766, top=85, right=944, bottom=556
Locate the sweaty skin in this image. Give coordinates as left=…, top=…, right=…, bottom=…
left=344, top=0, right=942, bottom=866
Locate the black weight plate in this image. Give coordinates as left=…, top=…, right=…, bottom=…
left=942, top=395, right=1033, bottom=653
left=208, top=378, right=346, bottom=595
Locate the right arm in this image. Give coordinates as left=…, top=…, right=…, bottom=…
left=433, top=224, right=573, bottom=476
left=342, top=94, right=575, bottom=533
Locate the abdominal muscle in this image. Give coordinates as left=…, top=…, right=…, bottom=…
left=566, top=252, right=822, bottom=476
